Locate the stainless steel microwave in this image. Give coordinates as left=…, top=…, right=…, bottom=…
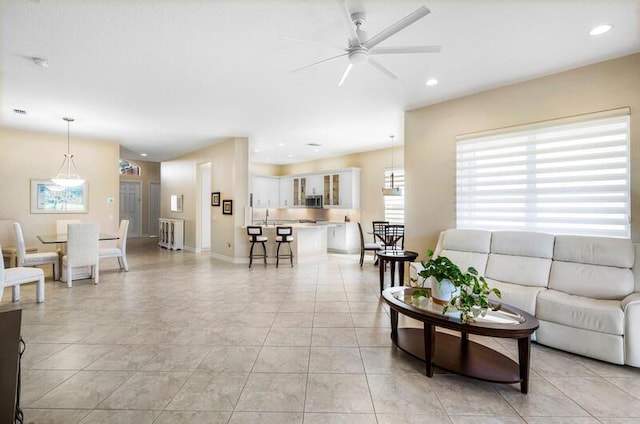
left=305, top=195, right=323, bottom=208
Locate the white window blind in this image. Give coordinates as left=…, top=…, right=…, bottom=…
left=456, top=109, right=630, bottom=238
left=384, top=168, right=405, bottom=224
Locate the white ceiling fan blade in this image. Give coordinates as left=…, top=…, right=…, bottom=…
left=278, top=35, right=345, bottom=52
left=338, top=0, right=360, bottom=46
left=290, top=53, right=349, bottom=74
left=363, top=5, right=430, bottom=49
left=338, top=63, right=354, bottom=87
left=368, top=58, right=398, bottom=80
left=370, top=45, right=442, bottom=54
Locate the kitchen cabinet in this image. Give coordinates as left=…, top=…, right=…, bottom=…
left=279, top=177, right=293, bottom=207
left=323, top=168, right=360, bottom=209
left=327, top=222, right=360, bottom=253
left=251, top=175, right=280, bottom=208
left=292, top=176, right=306, bottom=206
left=159, top=218, right=184, bottom=250
left=306, top=174, right=323, bottom=196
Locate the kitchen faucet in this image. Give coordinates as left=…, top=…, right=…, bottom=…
left=265, top=209, right=269, bottom=226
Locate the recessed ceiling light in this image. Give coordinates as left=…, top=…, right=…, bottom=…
left=313, top=149, right=319, bottom=152
left=425, top=78, right=438, bottom=86
left=287, top=154, right=294, bottom=158
left=253, top=148, right=260, bottom=153
left=589, top=24, right=612, bottom=36
left=140, top=153, right=147, bottom=157
left=278, top=142, right=285, bottom=147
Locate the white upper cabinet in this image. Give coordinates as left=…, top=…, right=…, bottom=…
left=323, top=168, right=360, bottom=209
left=251, top=168, right=360, bottom=209
left=251, top=175, right=280, bottom=208
left=306, top=174, right=324, bottom=196
left=279, top=177, right=294, bottom=208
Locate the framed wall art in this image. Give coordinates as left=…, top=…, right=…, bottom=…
left=211, top=192, right=220, bottom=206
left=30, top=179, right=88, bottom=214
left=222, top=199, right=233, bottom=215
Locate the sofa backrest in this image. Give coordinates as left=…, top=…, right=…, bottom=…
left=436, top=229, right=491, bottom=275
left=485, top=231, right=555, bottom=287
left=633, top=244, right=640, bottom=293
left=550, top=235, right=634, bottom=300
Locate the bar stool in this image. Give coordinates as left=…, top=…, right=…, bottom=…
left=275, top=226, right=294, bottom=268
left=247, top=226, right=268, bottom=268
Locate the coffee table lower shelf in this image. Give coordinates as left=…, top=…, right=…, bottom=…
left=396, top=328, right=522, bottom=385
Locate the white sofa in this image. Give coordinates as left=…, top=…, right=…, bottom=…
left=410, top=229, right=640, bottom=367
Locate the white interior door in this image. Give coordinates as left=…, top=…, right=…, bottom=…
left=149, top=181, right=160, bottom=236
left=120, top=181, right=141, bottom=237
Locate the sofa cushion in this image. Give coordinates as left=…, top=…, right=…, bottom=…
left=486, top=254, right=551, bottom=288
left=439, top=249, right=489, bottom=276
left=536, top=289, right=624, bottom=335
left=549, top=261, right=634, bottom=300
left=485, top=278, right=546, bottom=316
left=491, top=231, right=555, bottom=259
left=554, top=235, right=634, bottom=268
left=441, top=229, right=492, bottom=254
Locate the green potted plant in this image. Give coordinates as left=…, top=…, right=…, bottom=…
left=418, top=249, right=502, bottom=324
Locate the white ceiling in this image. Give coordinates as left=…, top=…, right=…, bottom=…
left=1, top=0, right=639, bottom=164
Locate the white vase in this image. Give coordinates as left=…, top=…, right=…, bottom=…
left=431, top=278, right=460, bottom=305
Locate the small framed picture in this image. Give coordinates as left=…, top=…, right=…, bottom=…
left=222, top=199, right=233, bottom=215
left=211, top=192, right=220, bottom=206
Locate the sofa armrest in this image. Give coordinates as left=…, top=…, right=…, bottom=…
left=623, top=292, right=640, bottom=367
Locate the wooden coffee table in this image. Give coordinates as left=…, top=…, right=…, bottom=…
left=382, top=286, right=539, bottom=393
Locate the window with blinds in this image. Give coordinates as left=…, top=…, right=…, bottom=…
left=456, top=109, right=630, bottom=238
left=384, top=168, right=405, bottom=224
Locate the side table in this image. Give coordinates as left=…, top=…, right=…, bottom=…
left=376, top=250, right=418, bottom=293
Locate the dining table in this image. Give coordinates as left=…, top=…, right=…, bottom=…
left=37, top=233, right=118, bottom=279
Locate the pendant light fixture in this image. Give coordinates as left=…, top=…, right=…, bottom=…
left=52, top=117, right=84, bottom=188
left=382, top=135, right=401, bottom=196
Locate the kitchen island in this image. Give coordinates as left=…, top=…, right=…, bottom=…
left=250, top=223, right=334, bottom=264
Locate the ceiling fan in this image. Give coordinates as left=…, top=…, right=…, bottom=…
left=287, top=1, right=441, bottom=86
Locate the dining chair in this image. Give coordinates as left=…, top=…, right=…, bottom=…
left=372, top=221, right=389, bottom=246
left=56, top=219, right=81, bottom=256
left=0, top=242, right=45, bottom=304
left=358, top=222, right=382, bottom=266
left=14, top=222, right=60, bottom=280
left=61, top=223, right=99, bottom=288
left=99, top=220, right=129, bottom=271
left=384, top=224, right=405, bottom=250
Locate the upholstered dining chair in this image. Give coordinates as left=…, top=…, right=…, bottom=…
left=99, top=220, right=129, bottom=271
left=14, top=222, right=60, bottom=280
left=358, top=222, right=383, bottom=266
left=0, top=242, right=45, bottom=304
left=61, top=223, right=99, bottom=288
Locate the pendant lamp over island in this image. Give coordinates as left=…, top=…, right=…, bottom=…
left=382, top=135, right=401, bottom=196
left=52, top=117, right=84, bottom=188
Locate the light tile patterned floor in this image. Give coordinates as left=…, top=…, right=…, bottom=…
left=2, top=238, right=640, bottom=424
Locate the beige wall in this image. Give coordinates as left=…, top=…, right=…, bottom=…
left=405, top=53, right=640, bottom=258
left=120, top=160, right=161, bottom=236
left=161, top=137, right=249, bottom=259
left=0, top=127, right=120, bottom=250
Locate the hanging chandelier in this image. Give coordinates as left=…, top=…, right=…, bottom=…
left=52, top=117, right=84, bottom=188
left=382, top=135, right=401, bottom=196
